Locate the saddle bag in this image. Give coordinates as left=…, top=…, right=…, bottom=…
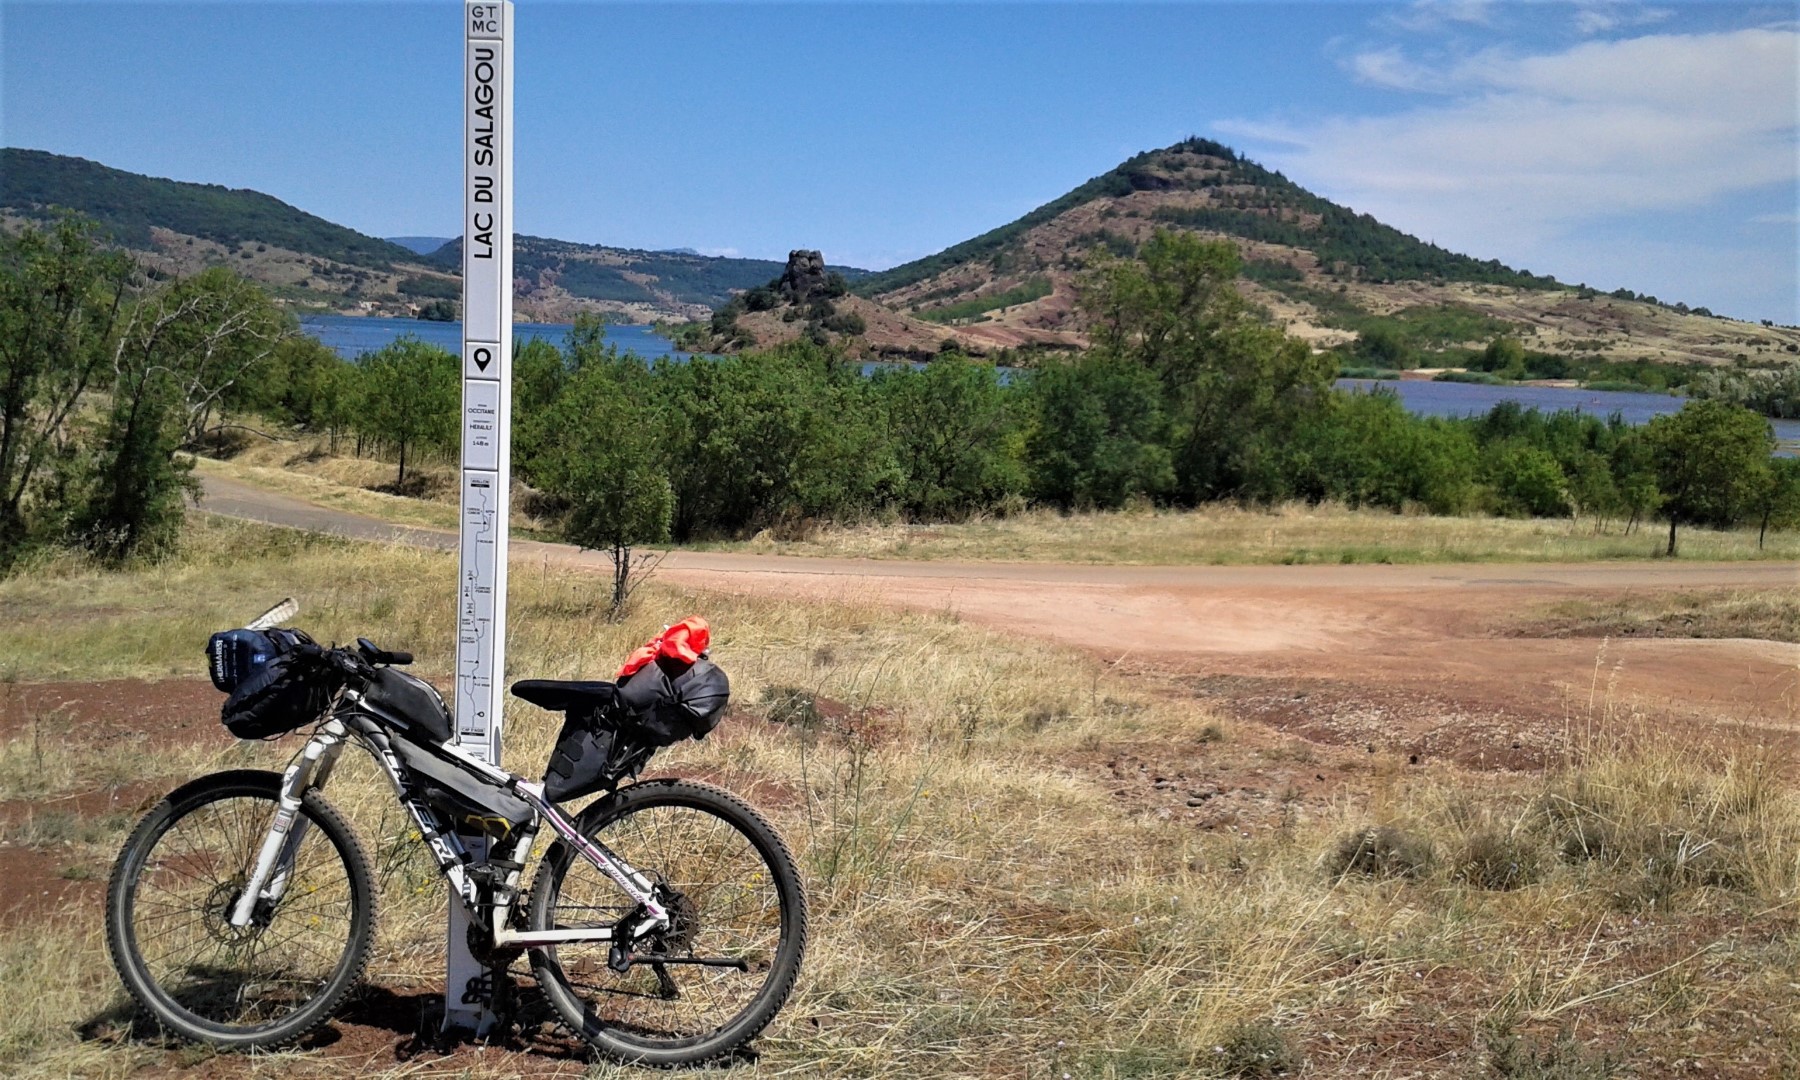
left=539, top=619, right=732, bottom=803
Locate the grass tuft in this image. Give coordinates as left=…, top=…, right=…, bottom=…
left=1323, top=824, right=1435, bottom=880
left=1208, top=1019, right=1304, bottom=1077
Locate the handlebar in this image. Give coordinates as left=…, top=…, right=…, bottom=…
left=294, top=638, right=412, bottom=684
left=356, top=638, right=413, bottom=667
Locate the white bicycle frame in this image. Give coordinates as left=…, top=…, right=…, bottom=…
left=227, top=703, right=670, bottom=952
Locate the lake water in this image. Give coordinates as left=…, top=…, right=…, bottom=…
left=1336, top=378, right=1800, bottom=449
left=297, top=315, right=1799, bottom=448
left=299, top=314, right=692, bottom=363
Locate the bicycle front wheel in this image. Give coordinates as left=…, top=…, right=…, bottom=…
left=105, top=769, right=376, bottom=1048
left=527, top=778, right=807, bottom=1066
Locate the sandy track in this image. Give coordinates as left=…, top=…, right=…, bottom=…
left=198, top=474, right=1800, bottom=754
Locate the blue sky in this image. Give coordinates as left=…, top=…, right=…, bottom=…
left=3, top=1, right=1795, bottom=322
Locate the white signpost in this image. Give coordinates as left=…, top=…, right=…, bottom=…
left=447, top=0, right=513, bottom=1034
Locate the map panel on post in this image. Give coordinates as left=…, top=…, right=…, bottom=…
left=455, top=470, right=500, bottom=751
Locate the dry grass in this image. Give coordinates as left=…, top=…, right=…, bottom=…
left=193, top=438, right=548, bottom=536
left=0, top=520, right=1796, bottom=1077
left=698, top=503, right=1800, bottom=566
left=1509, top=587, right=1800, bottom=643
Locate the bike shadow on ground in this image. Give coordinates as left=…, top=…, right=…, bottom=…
left=77, top=976, right=760, bottom=1070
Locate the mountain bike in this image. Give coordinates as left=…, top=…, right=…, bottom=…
left=104, top=602, right=806, bottom=1066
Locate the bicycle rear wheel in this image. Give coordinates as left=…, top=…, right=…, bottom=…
left=105, top=769, right=375, bottom=1048
left=527, top=778, right=807, bottom=1066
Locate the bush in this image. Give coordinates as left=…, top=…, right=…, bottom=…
left=1454, top=829, right=1542, bottom=890
left=1323, top=825, right=1433, bottom=880
left=821, top=310, right=866, bottom=336
left=1209, top=1020, right=1304, bottom=1077
left=1025, top=353, right=1173, bottom=510
left=1487, top=444, right=1570, bottom=518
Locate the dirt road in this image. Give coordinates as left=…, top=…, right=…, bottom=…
left=199, top=474, right=1799, bottom=762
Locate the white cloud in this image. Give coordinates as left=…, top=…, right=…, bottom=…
left=1385, top=0, right=1497, bottom=33
left=1573, top=3, right=1674, bottom=36
left=1347, top=47, right=1447, bottom=92
left=1222, top=29, right=1798, bottom=253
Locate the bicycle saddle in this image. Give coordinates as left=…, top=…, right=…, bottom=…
left=510, top=679, right=618, bottom=714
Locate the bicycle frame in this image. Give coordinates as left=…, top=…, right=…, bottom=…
left=227, top=692, right=670, bottom=952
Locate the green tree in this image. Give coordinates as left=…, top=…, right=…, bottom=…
left=1078, top=230, right=1333, bottom=502
left=654, top=344, right=894, bottom=538
left=1353, top=323, right=1415, bottom=370
left=1564, top=449, right=1621, bottom=530
left=124, top=266, right=292, bottom=449
left=873, top=355, right=1023, bottom=519
left=522, top=359, right=671, bottom=619
left=1284, top=390, right=1477, bottom=514
left=1643, top=400, right=1774, bottom=555
left=510, top=337, right=570, bottom=455
left=67, top=331, right=195, bottom=563
left=0, top=217, right=136, bottom=567
left=1608, top=430, right=1662, bottom=535
left=1486, top=443, right=1570, bottom=518
left=1754, top=455, right=1800, bottom=549
left=357, top=338, right=458, bottom=487
left=1026, top=352, right=1173, bottom=509
left=1480, top=337, right=1527, bottom=379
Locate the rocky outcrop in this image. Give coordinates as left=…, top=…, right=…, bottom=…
left=778, top=250, right=831, bottom=302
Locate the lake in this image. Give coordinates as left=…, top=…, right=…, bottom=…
left=299, top=314, right=692, bottom=363
left=298, top=315, right=1800, bottom=448
left=1337, top=378, right=1800, bottom=449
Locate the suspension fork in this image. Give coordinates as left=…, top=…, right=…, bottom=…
left=228, top=719, right=349, bottom=929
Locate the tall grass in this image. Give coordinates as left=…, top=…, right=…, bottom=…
left=702, top=502, right=1800, bottom=565
left=0, top=521, right=1794, bottom=1076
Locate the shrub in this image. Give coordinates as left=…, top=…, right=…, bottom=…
left=1209, top=1020, right=1303, bottom=1077
left=1323, top=825, right=1433, bottom=880
left=1454, top=828, right=1542, bottom=890
left=761, top=686, right=822, bottom=729
left=822, top=311, right=866, bottom=336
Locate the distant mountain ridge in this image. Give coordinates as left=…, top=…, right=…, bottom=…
left=386, top=235, right=454, bottom=256
left=0, top=149, right=864, bottom=322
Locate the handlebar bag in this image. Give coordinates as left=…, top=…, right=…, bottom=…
left=206, top=626, right=313, bottom=692
left=221, top=647, right=339, bottom=740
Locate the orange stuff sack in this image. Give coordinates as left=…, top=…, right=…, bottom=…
left=616, top=616, right=711, bottom=678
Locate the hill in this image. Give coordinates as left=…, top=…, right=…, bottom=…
left=0, top=149, right=865, bottom=322
left=425, top=237, right=867, bottom=323
left=854, top=138, right=1800, bottom=367
left=677, top=249, right=1028, bottom=359
left=2, top=149, right=416, bottom=267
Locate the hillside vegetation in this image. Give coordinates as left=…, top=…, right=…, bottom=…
left=851, top=139, right=1800, bottom=367
left=0, top=149, right=866, bottom=322
left=0, top=148, right=414, bottom=267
